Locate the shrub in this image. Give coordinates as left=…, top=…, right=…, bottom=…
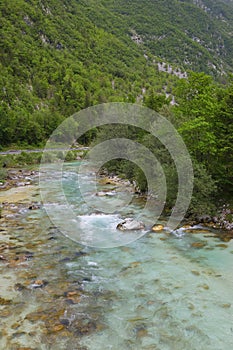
left=0, top=168, right=7, bottom=181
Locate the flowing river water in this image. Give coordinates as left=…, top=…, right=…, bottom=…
left=0, top=161, right=233, bottom=350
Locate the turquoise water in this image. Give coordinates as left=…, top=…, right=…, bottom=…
left=0, top=162, right=233, bottom=349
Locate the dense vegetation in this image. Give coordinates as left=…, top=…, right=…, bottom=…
left=94, top=71, right=233, bottom=215
left=89, top=0, right=233, bottom=75
left=0, top=0, right=232, bottom=216
left=0, top=0, right=180, bottom=147
left=1, top=0, right=233, bottom=147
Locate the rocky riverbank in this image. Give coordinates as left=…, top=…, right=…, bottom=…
left=98, top=174, right=233, bottom=242
left=1, top=169, right=232, bottom=243
left=0, top=169, right=39, bottom=191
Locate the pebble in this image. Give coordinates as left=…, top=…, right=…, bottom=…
left=60, top=318, right=70, bottom=326
left=130, top=261, right=141, bottom=268
left=52, top=324, right=64, bottom=332
left=136, top=327, right=148, bottom=338
left=220, top=303, right=231, bottom=308
left=188, top=303, right=195, bottom=310
left=12, top=331, right=26, bottom=338
left=11, top=322, right=21, bottom=330
left=199, top=284, right=209, bottom=290
left=28, top=203, right=41, bottom=210
left=31, top=280, right=48, bottom=289
left=0, top=254, right=7, bottom=261
left=0, top=309, right=11, bottom=317
left=14, top=283, right=27, bottom=291
left=151, top=224, right=164, bottom=232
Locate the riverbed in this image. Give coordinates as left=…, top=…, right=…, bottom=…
left=0, top=162, right=233, bottom=350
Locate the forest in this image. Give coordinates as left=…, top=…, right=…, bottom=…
left=0, top=0, right=233, bottom=216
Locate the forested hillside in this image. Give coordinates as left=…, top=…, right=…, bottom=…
left=1, top=0, right=233, bottom=146
left=0, top=0, right=179, bottom=146
left=88, top=0, right=233, bottom=74
left=0, top=0, right=233, bottom=213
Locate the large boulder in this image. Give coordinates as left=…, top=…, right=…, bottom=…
left=116, top=218, right=145, bottom=231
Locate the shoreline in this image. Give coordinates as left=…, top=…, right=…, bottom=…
left=0, top=166, right=232, bottom=242
left=0, top=168, right=39, bottom=191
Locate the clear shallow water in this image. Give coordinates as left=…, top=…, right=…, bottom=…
left=0, top=162, right=233, bottom=350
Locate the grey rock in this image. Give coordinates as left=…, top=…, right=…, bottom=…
left=117, top=218, right=145, bottom=231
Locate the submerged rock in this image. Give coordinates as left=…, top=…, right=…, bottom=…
left=116, top=218, right=145, bottom=231
left=0, top=297, right=12, bottom=305
left=220, top=303, right=231, bottom=309
left=184, top=228, right=211, bottom=234
left=14, top=283, right=27, bottom=291
left=191, top=270, right=200, bottom=276
left=199, top=284, right=209, bottom=290
left=135, top=325, right=148, bottom=338
left=0, top=309, right=11, bottom=317
left=69, top=317, right=102, bottom=336
left=64, top=290, right=82, bottom=304
left=215, top=243, right=228, bottom=248
left=219, top=230, right=233, bottom=242
left=191, top=241, right=207, bottom=249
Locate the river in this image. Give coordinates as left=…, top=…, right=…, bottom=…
left=0, top=161, right=233, bottom=350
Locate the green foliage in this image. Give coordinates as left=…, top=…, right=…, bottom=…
left=2, top=0, right=233, bottom=148
left=65, top=151, right=77, bottom=162
left=173, top=72, right=233, bottom=198
left=94, top=71, right=233, bottom=215
left=188, top=162, right=217, bottom=216
left=98, top=0, right=233, bottom=75
left=211, top=79, right=233, bottom=192
left=15, top=151, right=42, bottom=165
left=143, top=92, right=170, bottom=112
left=0, top=155, right=16, bottom=168
left=0, top=0, right=184, bottom=147
left=0, top=168, right=7, bottom=181
left=0, top=153, right=41, bottom=168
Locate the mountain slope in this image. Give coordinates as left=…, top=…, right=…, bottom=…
left=85, top=0, right=233, bottom=75
left=0, top=0, right=175, bottom=145
left=0, top=0, right=233, bottom=146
